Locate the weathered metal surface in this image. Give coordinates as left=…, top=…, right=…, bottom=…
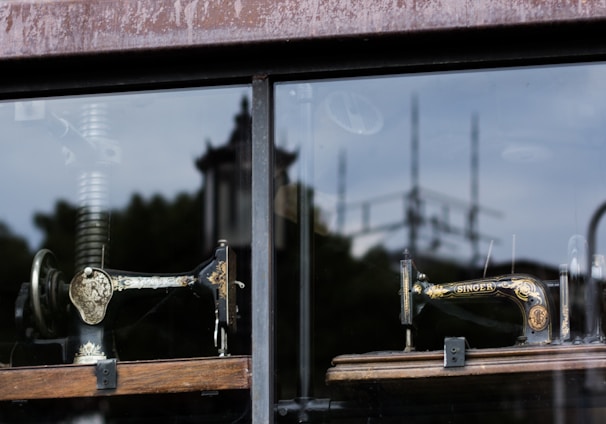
left=0, top=0, right=605, bottom=59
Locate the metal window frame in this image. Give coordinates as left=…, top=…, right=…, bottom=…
left=251, top=75, right=275, bottom=424
left=3, top=6, right=606, bottom=424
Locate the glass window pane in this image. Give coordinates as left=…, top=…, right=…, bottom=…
left=0, top=85, right=251, bottom=375
left=274, top=64, right=606, bottom=417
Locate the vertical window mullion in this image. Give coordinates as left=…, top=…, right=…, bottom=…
left=251, top=75, right=275, bottom=424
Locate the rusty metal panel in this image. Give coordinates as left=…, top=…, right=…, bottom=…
left=1, top=0, right=605, bottom=59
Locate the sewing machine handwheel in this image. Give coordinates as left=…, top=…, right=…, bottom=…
left=31, top=249, right=65, bottom=338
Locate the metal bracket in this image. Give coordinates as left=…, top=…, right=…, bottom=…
left=96, top=358, right=117, bottom=390
left=444, top=337, right=465, bottom=368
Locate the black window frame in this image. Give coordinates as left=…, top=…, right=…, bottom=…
left=3, top=17, right=606, bottom=424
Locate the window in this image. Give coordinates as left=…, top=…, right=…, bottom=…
left=1, top=4, right=606, bottom=422
left=273, top=64, right=606, bottom=421
left=0, top=87, right=253, bottom=422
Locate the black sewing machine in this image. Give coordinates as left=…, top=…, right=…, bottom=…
left=399, top=245, right=605, bottom=352
left=15, top=240, right=240, bottom=364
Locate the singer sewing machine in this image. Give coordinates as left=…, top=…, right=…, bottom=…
left=14, top=240, right=240, bottom=364
left=400, top=254, right=552, bottom=352
left=399, top=248, right=604, bottom=353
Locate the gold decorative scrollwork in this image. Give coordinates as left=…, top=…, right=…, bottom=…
left=501, top=278, right=543, bottom=303
left=426, top=284, right=449, bottom=299
left=208, top=260, right=228, bottom=298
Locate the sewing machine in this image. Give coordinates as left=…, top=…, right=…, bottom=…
left=15, top=239, right=240, bottom=364
left=399, top=248, right=605, bottom=352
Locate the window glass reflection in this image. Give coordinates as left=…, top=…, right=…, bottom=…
left=275, top=63, right=606, bottom=401
left=0, top=86, right=252, bottom=368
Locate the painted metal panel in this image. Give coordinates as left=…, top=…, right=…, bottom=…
left=1, top=0, right=605, bottom=59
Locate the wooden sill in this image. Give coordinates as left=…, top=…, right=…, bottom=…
left=326, top=344, right=606, bottom=387
left=0, top=355, right=251, bottom=400
left=326, top=345, right=606, bottom=417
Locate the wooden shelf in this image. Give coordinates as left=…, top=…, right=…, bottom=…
left=326, top=344, right=606, bottom=404
left=0, top=355, right=251, bottom=401
left=326, top=346, right=606, bottom=420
